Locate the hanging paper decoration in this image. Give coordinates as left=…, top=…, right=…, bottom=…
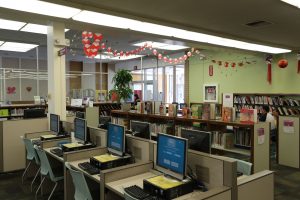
left=209, top=65, right=213, bottom=76
left=187, top=51, right=192, bottom=57
left=231, top=62, right=236, bottom=68
left=107, top=47, right=112, bottom=53
left=158, top=54, right=162, bottom=60
left=224, top=62, right=229, bottom=67
left=278, top=59, right=288, bottom=68
left=238, top=62, right=244, bottom=67
left=82, top=31, right=88, bottom=38
left=153, top=49, right=157, bottom=55
left=87, top=32, right=93, bottom=38
left=297, top=53, right=300, bottom=74
left=218, top=61, right=222, bottom=66
left=183, top=55, right=188, bottom=60
left=93, top=33, right=103, bottom=42
left=82, top=38, right=90, bottom=45
left=266, top=55, right=273, bottom=84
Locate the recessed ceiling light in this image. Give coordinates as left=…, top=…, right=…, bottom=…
left=133, top=41, right=189, bottom=50
left=0, top=42, right=38, bottom=52
left=73, top=10, right=290, bottom=54
left=0, top=18, right=26, bottom=30
left=281, top=0, right=300, bottom=8
left=0, top=0, right=81, bottom=19
left=20, top=23, right=69, bottom=34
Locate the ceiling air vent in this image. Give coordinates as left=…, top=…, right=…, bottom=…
left=245, top=20, right=272, bottom=27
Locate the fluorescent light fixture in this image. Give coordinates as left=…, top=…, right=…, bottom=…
left=281, top=0, right=300, bottom=8
left=73, top=10, right=140, bottom=29
left=20, top=23, right=69, bottom=34
left=0, top=18, right=26, bottom=30
left=0, top=41, right=4, bottom=46
left=94, top=54, right=112, bottom=59
left=0, top=42, right=38, bottom=52
left=110, top=54, right=144, bottom=61
left=0, top=0, right=81, bottom=19
left=133, top=41, right=189, bottom=50
left=73, top=10, right=290, bottom=54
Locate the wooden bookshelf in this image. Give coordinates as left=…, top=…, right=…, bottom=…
left=111, top=110, right=270, bottom=173
left=0, top=104, right=47, bottom=119
left=66, top=102, right=121, bottom=116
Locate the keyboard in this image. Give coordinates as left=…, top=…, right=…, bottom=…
left=50, top=148, right=63, bottom=157
left=78, top=162, right=100, bottom=175
left=124, top=185, right=152, bottom=200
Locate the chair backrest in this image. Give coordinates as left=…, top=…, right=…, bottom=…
left=23, top=138, right=39, bottom=164
left=65, top=162, right=93, bottom=200
left=237, top=160, right=252, bottom=176
left=34, top=146, right=55, bottom=179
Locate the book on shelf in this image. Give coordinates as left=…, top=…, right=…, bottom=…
left=234, top=127, right=251, bottom=147
left=182, top=107, right=191, bottom=117
left=240, top=108, right=257, bottom=123
left=202, top=103, right=216, bottom=120
left=136, top=102, right=145, bottom=114
left=168, top=104, right=178, bottom=117
left=152, top=101, right=162, bottom=114
left=212, top=132, right=234, bottom=149
left=145, top=102, right=152, bottom=114
left=191, top=104, right=202, bottom=119
left=222, top=107, right=235, bottom=122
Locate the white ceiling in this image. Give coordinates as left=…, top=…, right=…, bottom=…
left=0, top=0, right=299, bottom=60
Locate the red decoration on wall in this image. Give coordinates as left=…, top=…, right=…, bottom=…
left=7, top=86, right=16, bottom=94
left=218, top=61, right=222, bottom=66
left=278, top=59, right=288, bottom=68
left=26, top=87, right=32, bottom=92
left=231, top=62, right=236, bottom=68
left=224, top=62, right=229, bottom=67
left=209, top=65, right=213, bottom=76
left=297, top=53, right=300, bottom=74
left=266, top=55, right=273, bottom=84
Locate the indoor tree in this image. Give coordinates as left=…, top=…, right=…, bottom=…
left=109, top=69, right=133, bottom=103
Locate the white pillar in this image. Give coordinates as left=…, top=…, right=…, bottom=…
left=47, top=22, right=67, bottom=120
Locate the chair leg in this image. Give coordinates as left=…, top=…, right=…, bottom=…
left=31, top=167, right=41, bottom=192
left=48, top=182, right=58, bottom=200
left=35, top=176, right=45, bottom=200
left=22, top=160, right=32, bottom=184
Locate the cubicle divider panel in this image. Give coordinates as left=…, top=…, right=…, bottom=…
left=88, top=127, right=107, bottom=147
left=126, top=135, right=150, bottom=162
left=86, top=107, right=99, bottom=128
left=61, top=120, right=74, bottom=133
left=253, top=122, right=270, bottom=173
left=238, top=171, right=274, bottom=200
left=24, top=130, right=52, bottom=139
left=63, top=147, right=107, bottom=162
left=1, top=118, right=48, bottom=172
left=41, top=138, right=71, bottom=149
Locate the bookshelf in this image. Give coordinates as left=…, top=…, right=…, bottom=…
left=66, top=102, right=121, bottom=116
left=111, top=110, right=270, bottom=173
left=233, top=93, right=300, bottom=117
left=0, top=104, right=47, bottom=120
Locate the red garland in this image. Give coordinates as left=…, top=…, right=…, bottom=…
left=267, top=63, right=272, bottom=84
left=297, top=53, right=300, bottom=74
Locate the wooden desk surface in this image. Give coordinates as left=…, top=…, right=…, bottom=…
left=44, top=148, right=64, bottom=163
left=69, top=159, right=101, bottom=183
left=105, top=171, right=227, bottom=200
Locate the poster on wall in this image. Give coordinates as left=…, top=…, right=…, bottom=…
left=222, top=93, right=233, bottom=107
left=257, top=128, right=265, bottom=145
left=203, top=84, right=218, bottom=103
left=283, top=120, right=295, bottom=134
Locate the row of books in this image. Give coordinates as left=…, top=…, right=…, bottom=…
left=234, top=95, right=300, bottom=106
left=191, top=103, right=216, bottom=120
left=234, top=104, right=300, bottom=116
left=111, top=117, right=128, bottom=128
left=150, top=123, right=173, bottom=135
left=211, top=132, right=234, bottom=149
left=234, top=127, right=251, bottom=147
left=221, top=107, right=236, bottom=122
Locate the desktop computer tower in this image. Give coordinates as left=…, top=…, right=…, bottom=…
left=90, top=154, right=131, bottom=170
left=143, top=175, right=194, bottom=200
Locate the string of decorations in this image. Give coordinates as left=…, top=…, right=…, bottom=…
left=81, top=31, right=192, bottom=64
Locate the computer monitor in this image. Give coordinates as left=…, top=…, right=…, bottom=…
left=74, top=118, right=87, bottom=144
left=181, top=129, right=211, bottom=154
left=156, top=133, right=188, bottom=180
left=98, top=116, right=111, bottom=130
left=107, top=123, right=125, bottom=157
left=50, top=114, right=60, bottom=133
left=24, top=108, right=46, bottom=119
left=130, top=120, right=151, bottom=139
left=75, top=111, right=85, bottom=119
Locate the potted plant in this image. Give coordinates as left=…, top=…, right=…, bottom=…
left=109, top=69, right=133, bottom=111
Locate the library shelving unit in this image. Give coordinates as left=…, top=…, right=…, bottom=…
left=0, top=104, right=47, bottom=120
left=233, top=93, right=300, bottom=116
left=111, top=110, right=270, bottom=173
left=278, top=115, right=300, bottom=168
left=66, top=102, right=121, bottom=116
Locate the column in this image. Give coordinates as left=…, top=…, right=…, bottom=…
left=47, top=22, right=67, bottom=120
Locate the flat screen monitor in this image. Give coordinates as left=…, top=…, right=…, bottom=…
left=156, top=133, right=188, bottom=180
left=99, top=116, right=111, bottom=130
left=74, top=118, right=87, bottom=143
left=107, top=123, right=125, bottom=157
left=130, top=120, right=151, bottom=139
left=181, top=129, right=211, bottom=154
left=50, top=114, right=60, bottom=133
left=75, top=111, right=85, bottom=119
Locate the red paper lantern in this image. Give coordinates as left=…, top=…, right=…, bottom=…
left=174, top=58, right=178, bottom=63
left=153, top=49, right=157, bottom=55
left=125, top=51, right=130, bottom=56
left=231, top=63, right=236, bottom=68
left=82, top=31, right=88, bottom=38
left=278, top=59, right=288, bottom=68
left=91, top=42, right=100, bottom=50
left=120, top=51, right=124, bottom=56
left=82, top=38, right=90, bottom=45
left=187, top=51, right=192, bottom=57
left=107, top=47, right=112, bottom=53
left=88, top=32, right=93, bottom=38
left=179, top=57, right=183, bottom=62
left=158, top=54, right=162, bottom=60
left=93, top=33, right=103, bottom=42
left=163, top=56, right=168, bottom=62
left=113, top=50, right=118, bottom=56
left=183, top=55, right=188, bottom=60
left=101, top=43, right=106, bottom=50
left=224, top=62, right=229, bottom=67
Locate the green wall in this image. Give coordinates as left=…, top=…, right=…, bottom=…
left=189, top=49, right=300, bottom=103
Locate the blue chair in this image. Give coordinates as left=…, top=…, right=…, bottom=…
left=34, top=146, right=64, bottom=200
left=22, top=137, right=41, bottom=192
left=65, top=162, right=93, bottom=200
left=237, top=159, right=252, bottom=176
